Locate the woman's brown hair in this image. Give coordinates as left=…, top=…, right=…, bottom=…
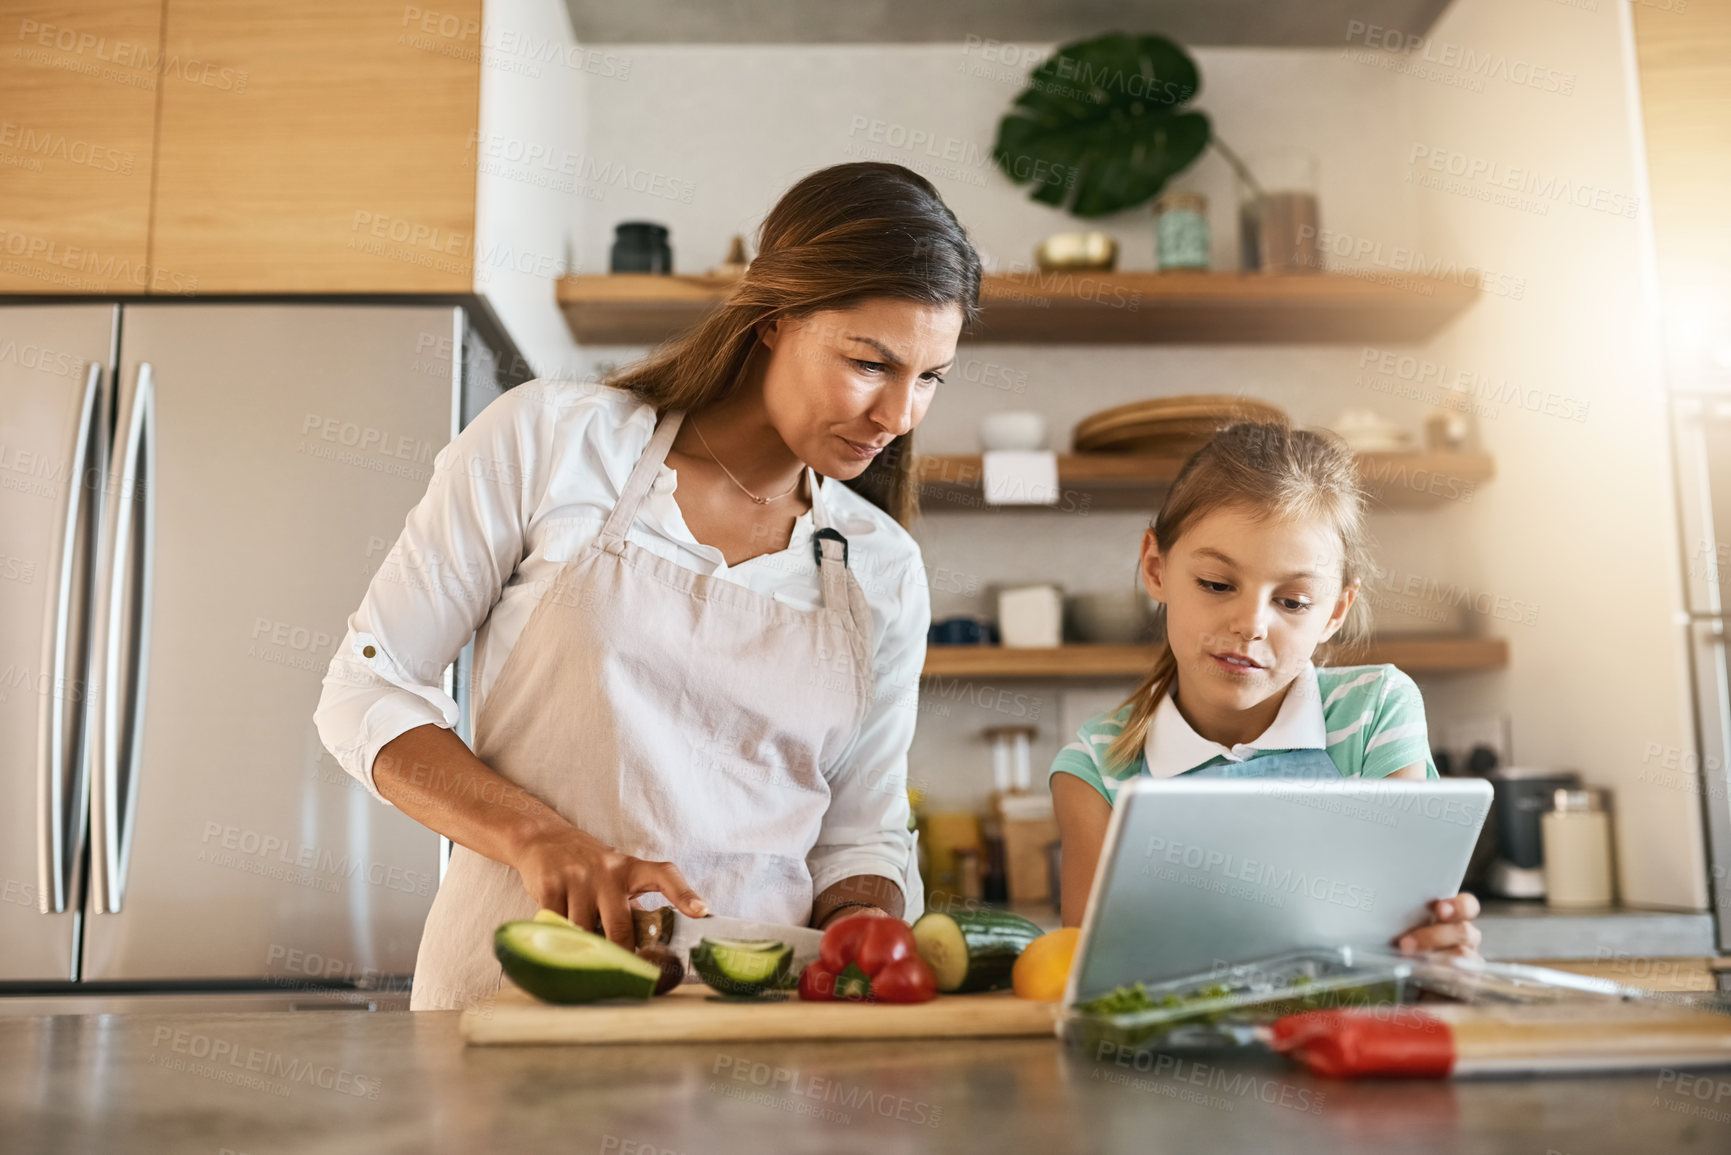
left=1102, top=422, right=1375, bottom=774
left=606, top=162, right=983, bottom=527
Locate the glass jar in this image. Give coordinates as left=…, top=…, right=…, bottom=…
left=1153, top=192, right=1210, bottom=271
left=1235, top=150, right=1321, bottom=274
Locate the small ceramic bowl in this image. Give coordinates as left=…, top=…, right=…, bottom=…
left=928, top=616, right=999, bottom=645
left=979, top=411, right=1048, bottom=452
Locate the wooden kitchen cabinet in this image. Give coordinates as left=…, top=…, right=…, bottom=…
left=1, top=0, right=484, bottom=295
left=0, top=1, right=162, bottom=293
left=149, top=0, right=482, bottom=292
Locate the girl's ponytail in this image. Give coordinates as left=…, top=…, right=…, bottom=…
left=1103, top=643, right=1178, bottom=776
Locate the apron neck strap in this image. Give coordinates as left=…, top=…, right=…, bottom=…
left=599, top=406, right=686, bottom=549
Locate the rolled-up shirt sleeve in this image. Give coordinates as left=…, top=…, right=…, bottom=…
left=313, top=385, right=539, bottom=806
left=805, top=545, right=931, bottom=920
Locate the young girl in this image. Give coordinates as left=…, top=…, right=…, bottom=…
left=1049, top=422, right=1481, bottom=958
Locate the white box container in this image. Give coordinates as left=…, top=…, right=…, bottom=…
left=998, top=584, right=1063, bottom=648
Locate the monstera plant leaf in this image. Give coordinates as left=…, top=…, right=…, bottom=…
left=993, top=32, right=1212, bottom=219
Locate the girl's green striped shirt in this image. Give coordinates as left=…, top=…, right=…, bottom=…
left=1049, top=663, right=1439, bottom=805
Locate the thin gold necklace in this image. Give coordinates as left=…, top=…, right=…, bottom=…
left=688, top=415, right=804, bottom=505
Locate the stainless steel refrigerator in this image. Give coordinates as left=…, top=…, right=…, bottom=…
left=0, top=302, right=506, bottom=989
left=1675, top=381, right=1731, bottom=955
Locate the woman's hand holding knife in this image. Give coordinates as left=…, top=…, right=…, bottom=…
left=375, top=724, right=912, bottom=949
left=373, top=722, right=708, bottom=951
left=510, top=824, right=709, bottom=948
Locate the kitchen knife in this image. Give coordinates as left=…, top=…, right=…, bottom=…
left=632, top=907, right=826, bottom=983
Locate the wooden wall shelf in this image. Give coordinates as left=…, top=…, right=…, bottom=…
left=921, top=637, right=1509, bottom=680
left=562, top=0, right=1458, bottom=49
left=915, top=451, right=1494, bottom=513
left=555, top=271, right=1479, bottom=346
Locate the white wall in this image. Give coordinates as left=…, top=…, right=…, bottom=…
left=561, top=9, right=1709, bottom=908
left=1395, top=0, right=1707, bottom=908
left=474, top=0, right=585, bottom=379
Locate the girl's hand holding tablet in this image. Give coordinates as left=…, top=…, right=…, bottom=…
left=1397, top=892, right=1483, bottom=959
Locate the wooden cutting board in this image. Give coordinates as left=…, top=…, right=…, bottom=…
left=461, top=981, right=1059, bottom=1046
left=1423, top=1001, right=1731, bottom=1067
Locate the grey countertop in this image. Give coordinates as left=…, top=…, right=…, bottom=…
left=3, top=1005, right=1728, bottom=1154
left=1473, top=900, right=1719, bottom=961
left=1003, top=898, right=1721, bottom=962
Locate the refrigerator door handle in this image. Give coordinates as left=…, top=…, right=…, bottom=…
left=1687, top=620, right=1731, bottom=952
left=90, top=362, right=155, bottom=915
left=37, top=361, right=104, bottom=915
left=1675, top=396, right=1724, bottom=615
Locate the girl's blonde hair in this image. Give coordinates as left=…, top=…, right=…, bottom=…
left=606, top=162, right=982, bottom=528
left=1102, top=421, right=1375, bottom=774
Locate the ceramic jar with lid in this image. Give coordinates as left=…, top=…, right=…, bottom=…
left=1541, top=787, right=1616, bottom=907
left=610, top=221, right=672, bottom=273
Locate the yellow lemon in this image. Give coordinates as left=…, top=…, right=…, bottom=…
left=1012, top=927, right=1081, bottom=1001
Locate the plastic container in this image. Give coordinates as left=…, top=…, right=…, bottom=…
left=1062, top=948, right=1722, bottom=1062
left=1059, top=947, right=1413, bottom=1057
left=1399, top=955, right=1651, bottom=1006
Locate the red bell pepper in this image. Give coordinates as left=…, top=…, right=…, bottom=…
left=797, top=914, right=937, bottom=1004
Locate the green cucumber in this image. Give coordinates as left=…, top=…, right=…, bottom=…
left=494, top=920, right=659, bottom=1004
left=911, top=909, right=1045, bottom=993
left=689, top=938, right=793, bottom=997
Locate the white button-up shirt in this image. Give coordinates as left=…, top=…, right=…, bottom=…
left=1142, top=662, right=1328, bottom=778
left=313, top=379, right=931, bottom=892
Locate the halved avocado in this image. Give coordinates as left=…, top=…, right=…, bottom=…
left=494, top=920, right=659, bottom=1004
left=689, top=937, right=793, bottom=997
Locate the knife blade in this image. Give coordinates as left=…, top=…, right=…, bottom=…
left=632, top=907, right=826, bottom=984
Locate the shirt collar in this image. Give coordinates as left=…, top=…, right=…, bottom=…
left=650, top=465, right=819, bottom=566
left=1141, top=662, right=1327, bottom=779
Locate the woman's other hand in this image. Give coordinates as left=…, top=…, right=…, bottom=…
left=511, top=825, right=708, bottom=949
left=815, top=905, right=897, bottom=932
left=1393, top=892, right=1482, bottom=959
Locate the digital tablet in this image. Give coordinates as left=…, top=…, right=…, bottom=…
left=1062, top=777, right=1494, bottom=1005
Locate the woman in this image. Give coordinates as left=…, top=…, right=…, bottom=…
left=314, top=162, right=979, bottom=1011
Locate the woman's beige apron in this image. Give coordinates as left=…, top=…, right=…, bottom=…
left=410, top=406, right=902, bottom=1011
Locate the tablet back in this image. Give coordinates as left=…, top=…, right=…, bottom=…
left=1064, top=778, right=1494, bottom=1004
